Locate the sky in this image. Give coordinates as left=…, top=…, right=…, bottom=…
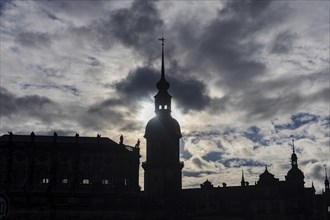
left=0, top=0, right=329, bottom=192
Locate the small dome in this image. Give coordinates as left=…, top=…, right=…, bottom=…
left=145, top=116, right=182, bottom=139
left=156, top=78, right=170, bottom=91
left=258, top=168, right=278, bottom=186
left=286, top=167, right=304, bottom=181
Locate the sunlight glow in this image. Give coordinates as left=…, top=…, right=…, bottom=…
left=138, top=101, right=155, bottom=123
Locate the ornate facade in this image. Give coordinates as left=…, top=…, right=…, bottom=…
left=0, top=133, right=140, bottom=219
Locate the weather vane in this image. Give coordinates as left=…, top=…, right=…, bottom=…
left=158, top=37, right=165, bottom=46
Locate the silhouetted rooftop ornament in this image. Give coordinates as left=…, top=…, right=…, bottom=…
left=324, top=165, right=329, bottom=191
left=53, top=132, right=57, bottom=142
left=201, top=179, right=214, bottom=189
left=241, top=170, right=245, bottom=186
left=258, top=166, right=279, bottom=186
left=120, top=135, right=124, bottom=145
left=8, top=131, right=13, bottom=142
left=135, top=139, right=140, bottom=148
left=30, top=132, right=35, bottom=142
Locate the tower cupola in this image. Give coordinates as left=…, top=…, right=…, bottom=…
left=154, top=37, right=172, bottom=117
left=285, top=139, right=304, bottom=186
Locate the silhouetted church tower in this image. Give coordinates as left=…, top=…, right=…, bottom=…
left=142, top=38, right=183, bottom=196
left=285, top=139, right=305, bottom=187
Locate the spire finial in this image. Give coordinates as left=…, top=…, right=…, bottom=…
left=241, top=170, right=245, bottom=186
left=158, top=37, right=165, bottom=80
left=159, top=37, right=165, bottom=46
left=292, top=138, right=295, bottom=153
left=325, top=165, right=328, bottom=180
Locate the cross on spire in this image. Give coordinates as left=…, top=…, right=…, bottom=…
left=158, top=37, right=165, bottom=46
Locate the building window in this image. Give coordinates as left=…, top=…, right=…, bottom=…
left=82, top=179, right=90, bottom=184
left=62, top=179, right=68, bottom=184
left=124, top=178, right=127, bottom=186
left=42, top=178, right=49, bottom=184
left=102, top=179, right=109, bottom=184
left=159, top=105, right=162, bottom=109
left=164, top=105, right=167, bottom=109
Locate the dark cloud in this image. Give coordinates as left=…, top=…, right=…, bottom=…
left=243, top=126, right=269, bottom=146
left=0, top=0, right=11, bottom=16
left=15, top=32, right=52, bottom=48
left=170, top=71, right=211, bottom=113
left=87, top=56, right=101, bottom=67
left=221, top=158, right=265, bottom=168
left=206, top=68, right=329, bottom=121
left=202, top=152, right=223, bottom=162
left=115, top=67, right=158, bottom=101
left=115, top=65, right=211, bottom=113
left=110, top=0, right=164, bottom=58
left=271, top=31, right=297, bottom=54
left=173, top=0, right=285, bottom=89
left=79, top=97, right=143, bottom=132
left=0, top=87, right=61, bottom=122
left=274, top=112, right=320, bottom=131
left=191, top=157, right=208, bottom=169
left=308, top=163, right=325, bottom=180
left=34, top=65, right=63, bottom=78
left=21, top=83, right=80, bottom=97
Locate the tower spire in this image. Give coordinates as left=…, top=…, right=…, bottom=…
left=159, top=37, right=165, bottom=80
left=290, top=138, right=298, bottom=167
left=241, top=170, right=245, bottom=186
left=292, top=138, right=295, bottom=153
left=156, top=37, right=169, bottom=91
left=154, top=37, right=171, bottom=116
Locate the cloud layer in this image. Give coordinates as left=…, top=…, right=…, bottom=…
left=0, top=0, right=329, bottom=192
